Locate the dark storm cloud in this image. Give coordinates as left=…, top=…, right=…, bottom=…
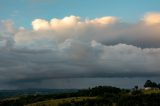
left=0, top=14, right=160, bottom=88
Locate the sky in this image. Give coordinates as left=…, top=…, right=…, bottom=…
left=1, top=0, right=160, bottom=28
left=0, top=0, right=160, bottom=89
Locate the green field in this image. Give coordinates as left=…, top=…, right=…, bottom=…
left=143, top=89, right=160, bottom=94
left=25, top=97, right=97, bottom=106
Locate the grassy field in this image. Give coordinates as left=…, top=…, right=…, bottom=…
left=25, top=96, right=97, bottom=106
left=143, top=89, right=160, bottom=94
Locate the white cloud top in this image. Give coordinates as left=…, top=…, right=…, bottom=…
left=143, top=13, right=160, bottom=25
left=32, top=19, right=50, bottom=31
left=32, top=15, right=117, bottom=31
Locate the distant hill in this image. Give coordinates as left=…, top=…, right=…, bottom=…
left=0, top=89, right=78, bottom=99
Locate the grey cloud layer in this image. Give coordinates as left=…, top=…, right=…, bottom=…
left=0, top=13, right=160, bottom=88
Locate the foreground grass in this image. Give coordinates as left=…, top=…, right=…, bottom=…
left=25, top=96, right=97, bottom=106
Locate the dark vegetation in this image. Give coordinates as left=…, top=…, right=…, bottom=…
left=144, top=80, right=160, bottom=88
left=0, top=80, right=160, bottom=106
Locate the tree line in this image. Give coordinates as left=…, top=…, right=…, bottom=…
left=144, top=80, right=160, bottom=88
left=0, top=80, right=160, bottom=106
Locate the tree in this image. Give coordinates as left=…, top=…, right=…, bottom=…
left=152, top=82, right=158, bottom=88
left=144, top=80, right=158, bottom=88
left=134, top=85, right=138, bottom=90
left=144, top=80, right=152, bottom=88
left=158, top=83, right=160, bottom=89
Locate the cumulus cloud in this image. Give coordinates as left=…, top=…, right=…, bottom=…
left=50, top=16, right=80, bottom=30
left=32, top=15, right=117, bottom=31
left=30, top=14, right=160, bottom=48
left=1, top=13, right=160, bottom=88
left=0, top=20, right=15, bottom=48
left=32, top=19, right=50, bottom=31
left=143, top=13, right=160, bottom=25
